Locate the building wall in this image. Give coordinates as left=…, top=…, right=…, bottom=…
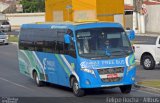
left=45, top=0, right=125, bottom=26
left=96, top=0, right=125, bottom=26
left=45, top=0, right=72, bottom=22
left=0, top=0, right=16, bottom=13
left=124, top=0, right=133, bottom=5
left=145, top=5, right=160, bottom=33
left=0, top=13, right=6, bottom=20
left=72, top=0, right=97, bottom=21
left=0, top=2, right=9, bottom=12
left=72, top=0, right=96, bottom=10
left=6, top=13, right=45, bottom=29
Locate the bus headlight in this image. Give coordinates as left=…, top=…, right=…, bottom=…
left=81, top=68, right=95, bottom=75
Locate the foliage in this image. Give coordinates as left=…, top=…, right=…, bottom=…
left=20, top=0, right=45, bottom=13
left=8, top=35, right=18, bottom=43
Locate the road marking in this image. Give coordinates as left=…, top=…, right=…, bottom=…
left=135, top=89, right=160, bottom=96
left=0, top=77, right=33, bottom=91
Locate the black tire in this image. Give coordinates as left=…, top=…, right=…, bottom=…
left=142, top=55, right=155, bottom=70
left=5, top=43, right=8, bottom=45
left=119, top=85, right=132, bottom=94
left=33, top=72, right=44, bottom=87
left=71, top=78, right=85, bottom=97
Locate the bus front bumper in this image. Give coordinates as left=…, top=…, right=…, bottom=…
left=78, top=67, right=136, bottom=89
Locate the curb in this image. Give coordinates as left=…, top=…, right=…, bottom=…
left=10, top=42, right=18, bottom=45
left=134, top=82, right=160, bottom=94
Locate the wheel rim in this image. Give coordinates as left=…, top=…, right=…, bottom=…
left=73, top=82, right=79, bottom=94
left=144, top=58, right=151, bottom=68
left=36, top=74, right=39, bottom=84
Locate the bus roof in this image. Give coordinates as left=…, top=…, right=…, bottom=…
left=21, top=21, right=123, bottom=30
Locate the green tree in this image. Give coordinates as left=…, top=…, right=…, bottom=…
left=20, top=0, right=45, bottom=13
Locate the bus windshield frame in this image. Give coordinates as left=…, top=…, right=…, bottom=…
left=75, top=27, right=133, bottom=59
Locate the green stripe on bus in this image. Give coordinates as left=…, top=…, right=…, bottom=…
left=129, top=55, right=136, bottom=65
left=55, top=54, right=70, bottom=76
left=23, top=51, right=43, bottom=79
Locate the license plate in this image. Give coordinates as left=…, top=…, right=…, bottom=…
left=107, top=74, right=119, bottom=79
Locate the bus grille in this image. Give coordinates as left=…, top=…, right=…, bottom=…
left=97, top=67, right=124, bottom=74
left=97, top=67, right=124, bottom=83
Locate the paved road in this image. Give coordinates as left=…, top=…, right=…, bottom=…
left=136, top=65, right=160, bottom=81
left=0, top=44, right=159, bottom=100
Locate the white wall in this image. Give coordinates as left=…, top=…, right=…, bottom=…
left=124, top=0, right=133, bottom=5
left=0, top=13, right=6, bottom=20
left=6, top=13, right=45, bottom=28
left=145, top=5, right=160, bottom=33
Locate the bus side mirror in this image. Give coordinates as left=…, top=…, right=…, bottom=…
left=126, top=30, right=135, bottom=41
left=64, top=34, right=71, bottom=44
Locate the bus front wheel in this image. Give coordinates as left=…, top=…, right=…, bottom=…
left=71, top=78, right=85, bottom=97
left=33, top=72, right=44, bottom=87
left=119, top=85, right=132, bottom=94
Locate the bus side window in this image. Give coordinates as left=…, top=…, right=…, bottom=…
left=57, top=29, right=66, bottom=54
left=34, top=29, right=45, bottom=52
left=56, top=41, right=64, bottom=54
left=34, top=28, right=58, bottom=53
left=69, top=40, right=76, bottom=58
left=19, top=29, right=35, bottom=51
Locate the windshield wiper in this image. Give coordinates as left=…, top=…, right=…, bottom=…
left=111, top=50, right=132, bottom=56
left=91, top=55, right=111, bottom=59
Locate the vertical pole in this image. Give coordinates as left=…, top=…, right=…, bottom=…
left=137, top=13, right=141, bottom=33
left=140, top=14, right=145, bottom=33
left=133, top=0, right=138, bottom=33
left=133, top=12, right=138, bottom=33
left=136, top=0, right=143, bottom=33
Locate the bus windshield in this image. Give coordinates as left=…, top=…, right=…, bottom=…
left=76, top=28, right=133, bottom=59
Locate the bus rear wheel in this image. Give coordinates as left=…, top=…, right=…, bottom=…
left=33, top=72, right=44, bottom=87
left=119, top=85, right=132, bottom=94
left=71, top=78, right=85, bottom=97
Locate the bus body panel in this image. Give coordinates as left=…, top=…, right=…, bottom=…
left=19, top=50, right=77, bottom=87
